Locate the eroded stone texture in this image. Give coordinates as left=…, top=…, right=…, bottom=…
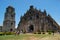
left=2, top=6, right=15, bottom=32
left=17, top=6, right=59, bottom=33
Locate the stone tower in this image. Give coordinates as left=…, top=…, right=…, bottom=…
left=2, top=6, right=15, bottom=32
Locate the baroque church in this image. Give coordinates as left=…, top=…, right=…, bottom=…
left=17, top=6, right=59, bottom=33
left=0, top=5, right=59, bottom=33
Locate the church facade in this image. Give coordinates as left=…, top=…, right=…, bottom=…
left=17, top=6, right=59, bottom=33
left=2, top=6, right=15, bottom=32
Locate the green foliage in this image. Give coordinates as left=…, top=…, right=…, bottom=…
left=0, top=32, right=15, bottom=35
left=37, top=30, right=41, bottom=34
left=47, top=30, right=53, bottom=34
left=42, top=32, right=45, bottom=34
left=38, top=32, right=41, bottom=34
left=0, top=32, right=4, bottom=35
left=34, top=32, right=36, bottom=34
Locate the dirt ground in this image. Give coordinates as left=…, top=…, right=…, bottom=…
left=22, top=33, right=60, bottom=40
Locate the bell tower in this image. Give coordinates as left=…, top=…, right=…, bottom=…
left=2, top=6, right=15, bottom=32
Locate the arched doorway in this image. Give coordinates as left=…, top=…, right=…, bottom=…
left=10, top=28, right=13, bottom=32
left=28, top=25, right=34, bottom=33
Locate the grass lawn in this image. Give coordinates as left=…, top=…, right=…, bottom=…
left=0, top=33, right=60, bottom=40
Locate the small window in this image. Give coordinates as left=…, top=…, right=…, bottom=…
left=53, top=26, right=57, bottom=30
left=24, top=17, right=26, bottom=20
left=10, top=28, right=13, bottom=32
left=36, top=14, right=39, bottom=19
left=11, top=23, right=13, bottom=26
left=29, top=16, right=32, bottom=20
left=30, top=17, right=32, bottom=20
left=11, top=15, right=13, bottom=18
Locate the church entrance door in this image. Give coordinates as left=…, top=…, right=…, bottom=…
left=28, top=25, right=34, bottom=33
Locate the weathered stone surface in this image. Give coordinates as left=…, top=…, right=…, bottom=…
left=2, top=6, right=15, bottom=32
left=17, top=5, right=59, bottom=33
left=0, top=26, right=2, bottom=32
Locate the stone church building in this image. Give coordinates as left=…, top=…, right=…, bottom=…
left=2, top=6, right=15, bottom=32
left=17, top=6, right=59, bottom=33
left=0, top=5, right=59, bottom=33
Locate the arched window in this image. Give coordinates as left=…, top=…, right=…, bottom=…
left=11, top=23, right=13, bottom=26
left=36, top=14, right=39, bottom=19
left=10, top=28, right=13, bottom=32
left=11, top=15, right=13, bottom=17
left=30, top=17, right=32, bottom=20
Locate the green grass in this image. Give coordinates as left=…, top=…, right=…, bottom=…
left=0, top=33, right=60, bottom=40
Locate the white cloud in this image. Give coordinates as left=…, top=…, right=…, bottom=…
left=58, top=22, right=60, bottom=26
left=15, top=25, right=18, bottom=28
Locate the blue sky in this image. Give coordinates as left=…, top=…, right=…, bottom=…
left=0, top=0, right=60, bottom=28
